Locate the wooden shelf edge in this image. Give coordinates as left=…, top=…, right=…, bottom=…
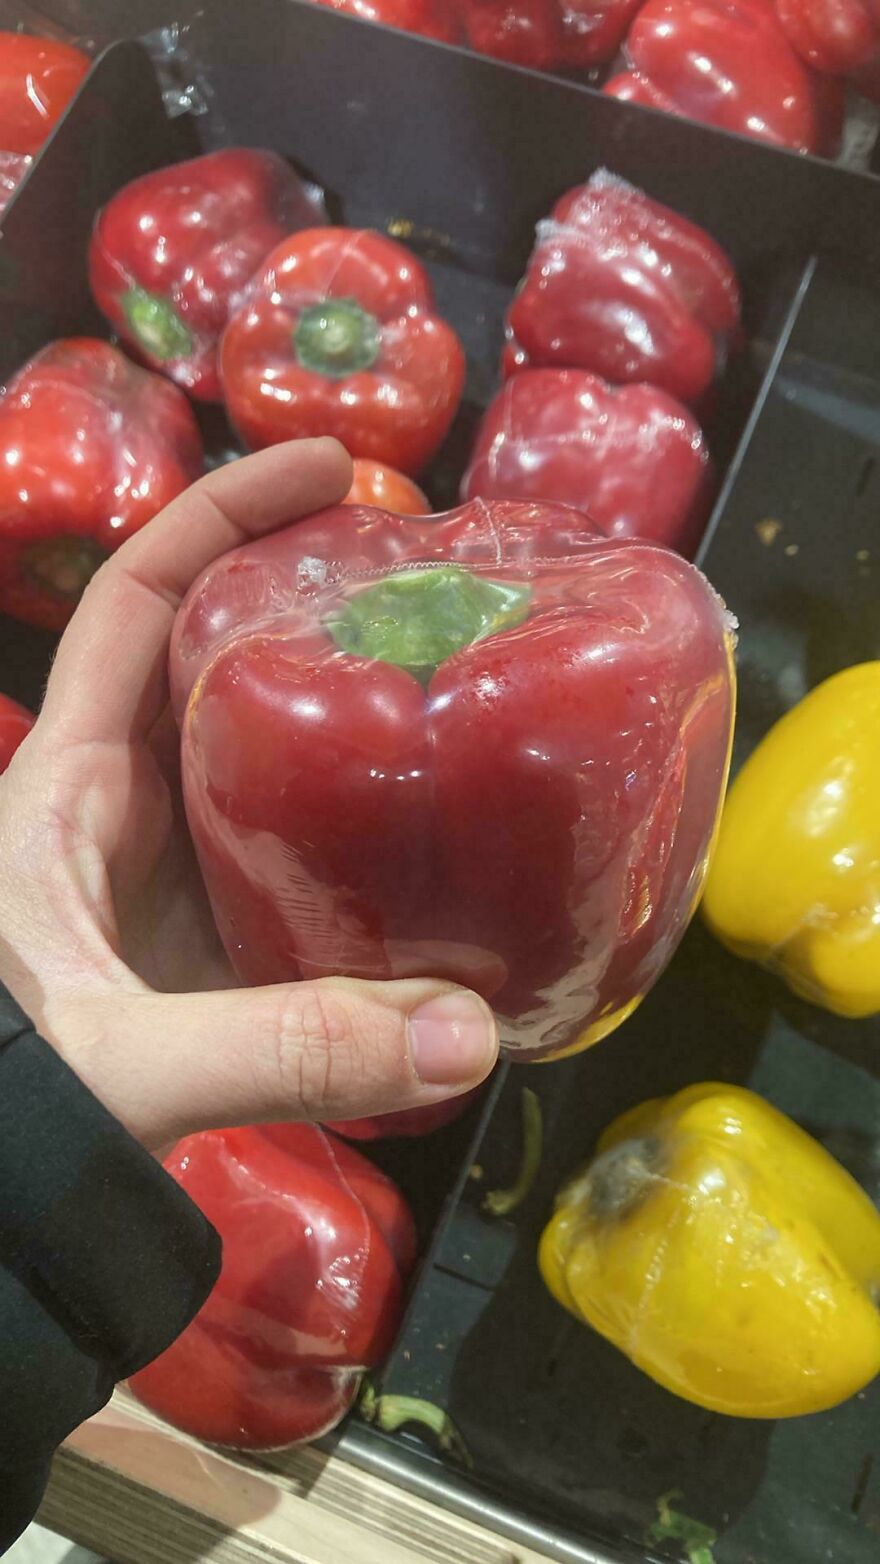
left=39, top=1392, right=553, bottom=1564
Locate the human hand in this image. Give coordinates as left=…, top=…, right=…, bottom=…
left=0, top=439, right=498, bottom=1148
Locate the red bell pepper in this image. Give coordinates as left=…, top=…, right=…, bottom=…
left=462, top=370, right=712, bottom=556
left=345, top=459, right=430, bottom=515
left=0, top=338, right=203, bottom=632
left=504, top=171, right=740, bottom=406
left=129, top=1123, right=415, bottom=1448
left=0, top=693, right=34, bottom=773
left=311, top=0, right=462, bottom=39
left=0, top=33, right=89, bottom=156
left=605, top=0, right=843, bottom=155
left=775, top=0, right=880, bottom=73
left=170, top=499, right=735, bottom=1063
left=460, top=0, right=641, bottom=66
left=89, top=149, right=325, bottom=403
left=220, top=227, right=466, bottom=475
left=327, top=1087, right=482, bottom=1141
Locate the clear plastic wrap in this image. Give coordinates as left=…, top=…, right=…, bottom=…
left=505, top=169, right=741, bottom=406
left=171, top=498, right=735, bottom=1063
left=89, top=149, right=328, bottom=403
left=461, top=367, right=712, bottom=556
left=0, top=337, right=203, bottom=631
left=129, top=1123, right=416, bottom=1449
left=539, top=1083, right=880, bottom=1417
left=219, top=226, right=466, bottom=474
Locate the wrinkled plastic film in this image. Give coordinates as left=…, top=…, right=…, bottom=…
left=172, top=500, right=735, bottom=1062
left=128, top=1123, right=415, bottom=1449
left=505, top=168, right=741, bottom=406
left=461, top=368, right=713, bottom=556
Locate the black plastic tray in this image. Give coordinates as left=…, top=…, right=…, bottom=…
left=0, top=10, right=878, bottom=1563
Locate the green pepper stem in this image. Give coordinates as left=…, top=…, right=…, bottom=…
left=358, top=1384, right=473, bottom=1468
left=294, top=297, right=381, bottom=378
left=122, top=286, right=193, bottom=361
left=324, top=566, right=532, bottom=682
left=482, top=1088, right=543, bottom=1217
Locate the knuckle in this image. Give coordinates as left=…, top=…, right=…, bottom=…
left=271, top=984, right=359, bottom=1114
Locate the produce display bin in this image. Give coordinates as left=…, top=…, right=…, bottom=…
left=1, top=5, right=878, bottom=1563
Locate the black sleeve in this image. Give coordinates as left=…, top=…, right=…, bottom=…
left=0, top=988, right=221, bottom=1552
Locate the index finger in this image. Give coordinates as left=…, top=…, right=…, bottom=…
left=42, top=438, right=352, bottom=744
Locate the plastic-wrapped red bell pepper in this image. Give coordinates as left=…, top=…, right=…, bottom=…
left=775, top=0, right=880, bottom=73
left=0, top=694, right=34, bottom=773
left=89, top=149, right=325, bottom=403
left=460, top=0, right=642, bottom=67
left=171, top=499, right=735, bottom=1063
left=462, top=369, right=712, bottom=556
left=311, top=0, right=462, bottom=38
left=129, top=1123, right=416, bottom=1448
left=220, top=227, right=466, bottom=475
left=605, top=0, right=844, bottom=155
left=0, top=338, right=203, bottom=631
left=0, top=33, right=89, bottom=156
left=504, top=171, right=740, bottom=406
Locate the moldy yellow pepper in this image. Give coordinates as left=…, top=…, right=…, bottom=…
left=702, top=662, right=880, bottom=1018
left=539, top=1083, right=880, bottom=1418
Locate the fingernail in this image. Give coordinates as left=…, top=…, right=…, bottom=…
left=408, top=992, right=495, bottom=1086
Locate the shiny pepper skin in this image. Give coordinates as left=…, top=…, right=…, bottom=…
left=540, top=1083, right=880, bottom=1417
left=129, top=1123, right=416, bottom=1449
left=171, top=499, right=734, bottom=1063
left=220, top=227, right=465, bottom=475
left=505, top=171, right=741, bottom=406
left=462, top=369, right=712, bottom=556
left=0, top=338, right=203, bottom=631
left=605, top=0, right=844, bottom=156
left=703, top=663, right=880, bottom=1018
left=89, top=149, right=324, bottom=401
left=775, top=0, right=880, bottom=73
left=0, top=33, right=89, bottom=156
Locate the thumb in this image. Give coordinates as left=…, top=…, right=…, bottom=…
left=51, top=976, right=499, bottom=1148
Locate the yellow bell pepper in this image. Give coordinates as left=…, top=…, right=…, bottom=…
left=539, top=1083, right=880, bottom=1418
left=702, top=662, right=880, bottom=1018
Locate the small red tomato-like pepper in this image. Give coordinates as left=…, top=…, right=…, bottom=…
left=0, top=693, right=34, bottom=772
left=89, top=149, right=324, bottom=402
left=505, top=171, right=740, bottom=407
left=775, top=0, right=880, bottom=73
left=0, top=338, right=203, bottom=631
left=327, top=1087, right=483, bottom=1141
left=129, top=1123, right=416, bottom=1449
left=0, top=33, right=89, bottom=156
left=606, top=0, right=843, bottom=155
left=461, top=0, right=642, bottom=65
left=462, top=370, right=712, bottom=556
left=311, top=0, right=462, bottom=39
left=171, top=500, right=735, bottom=1063
left=220, top=228, right=466, bottom=475
left=345, top=459, right=430, bottom=515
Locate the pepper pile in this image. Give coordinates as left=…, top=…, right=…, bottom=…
left=463, top=171, right=741, bottom=558
left=308, top=0, right=879, bottom=156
